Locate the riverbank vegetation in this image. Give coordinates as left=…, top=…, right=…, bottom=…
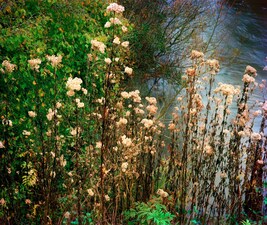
left=0, top=0, right=266, bottom=224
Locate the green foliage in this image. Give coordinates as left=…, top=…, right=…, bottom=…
left=124, top=200, right=174, bottom=225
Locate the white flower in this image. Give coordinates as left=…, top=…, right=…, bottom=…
left=28, top=58, right=42, bottom=72
left=105, top=58, right=112, bottom=65
left=245, top=65, right=257, bottom=75
left=191, top=50, right=204, bottom=59
left=0, top=141, right=5, bottom=148
left=121, top=41, right=129, bottom=48
left=22, top=130, right=31, bottom=136
left=145, top=97, right=157, bottom=105
left=66, top=77, right=83, bottom=91
left=56, top=102, right=62, bottom=109
left=28, top=111, right=37, bottom=118
left=141, top=119, right=154, bottom=128
left=46, top=55, right=62, bottom=67
left=2, top=60, right=16, bottom=73
left=104, top=21, right=111, bottom=28
left=105, top=195, right=110, bottom=201
left=110, top=17, right=122, bottom=25
left=121, top=162, right=128, bottom=172
left=121, top=135, right=132, bottom=147
left=2, top=119, right=12, bottom=127
left=91, top=40, right=106, bottom=53
left=87, top=188, right=94, bottom=196
left=116, top=118, right=128, bottom=127
left=96, top=142, right=102, bottom=149
left=124, top=67, right=133, bottom=76
left=242, top=74, right=255, bottom=83
left=82, top=88, right=88, bottom=95
left=77, top=102, right=84, bottom=108
left=113, top=37, right=121, bottom=45
left=107, top=3, right=125, bottom=13
left=122, top=26, right=128, bottom=32
left=121, top=91, right=130, bottom=98
left=251, top=132, right=261, bottom=142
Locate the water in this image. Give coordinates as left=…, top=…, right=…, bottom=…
left=218, top=0, right=267, bottom=92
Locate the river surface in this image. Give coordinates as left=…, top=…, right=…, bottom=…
left=218, top=0, right=267, bottom=96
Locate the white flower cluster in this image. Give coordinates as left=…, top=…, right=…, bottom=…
left=191, top=50, right=204, bottom=60
left=66, top=77, right=83, bottom=97
left=121, top=162, right=128, bottom=172
left=46, top=55, right=62, bottom=67
left=242, top=74, right=255, bottom=83
left=107, top=3, right=125, bottom=14
left=2, top=60, right=16, bottom=73
left=245, top=65, right=257, bottom=76
left=91, top=40, right=106, bottom=54
left=141, top=119, right=154, bottom=129
left=28, top=58, right=42, bottom=72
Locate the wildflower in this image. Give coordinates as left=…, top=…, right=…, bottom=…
left=116, top=118, right=128, bottom=127
left=191, top=50, right=204, bottom=59
left=245, top=65, right=257, bottom=76
left=121, top=135, right=132, bottom=147
left=110, top=17, right=122, bottom=25
left=46, top=108, right=55, bottom=121
left=67, top=90, right=75, bottom=97
left=0, top=141, right=5, bottom=148
left=113, top=36, right=121, bottom=45
left=121, top=162, right=128, bottom=172
left=82, top=88, right=88, bottom=95
left=129, top=90, right=141, bottom=102
left=121, top=41, right=129, bottom=48
left=22, top=130, right=31, bottom=136
left=146, top=105, right=158, bottom=115
left=134, top=107, right=145, bottom=115
left=104, top=21, right=111, bottom=28
left=96, top=142, right=102, bottom=149
left=28, top=111, right=37, bottom=118
left=122, top=26, right=128, bottom=32
left=157, top=189, right=169, bottom=198
left=2, top=119, right=12, bottom=127
left=105, top=58, right=112, bottom=65
left=46, top=55, right=62, bottom=67
left=66, top=77, right=83, bottom=91
left=186, top=68, right=196, bottom=77
left=91, top=40, right=106, bottom=53
left=124, top=67, right=133, bottom=76
left=77, top=102, right=84, bottom=108
left=206, top=59, right=220, bottom=74
left=87, top=188, right=94, bottom=196
left=28, top=58, right=42, bottom=72
left=141, top=119, right=154, bottom=128
left=145, top=97, right=157, bottom=105
left=204, top=144, right=213, bottom=155
left=242, top=74, right=255, bottom=83
left=70, top=127, right=81, bottom=136
left=105, top=195, right=110, bottom=201
left=115, top=57, right=120, bottom=62
left=107, top=3, right=125, bottom=13
left=59, top=155, right=67, bottom=167
left=168, top=123, right=176, bottom=131
left=251, top=132, right=261, bottom=142
left=56, top=102, right=62, bottom=109
left=2, top=60, right=16, bottom=73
